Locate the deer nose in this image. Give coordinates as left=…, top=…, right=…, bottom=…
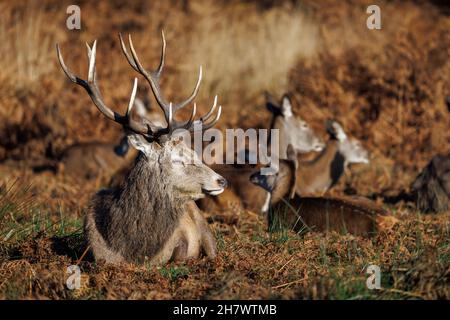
left=217, top=177, right=228, bottom=188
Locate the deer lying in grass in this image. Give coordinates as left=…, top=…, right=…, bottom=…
left=57, top=32, right=226, bottom=264
left=198, top=115, right=369, bottom=214
left=197, top=94, right=325, bottom=213
left=412, top=153, right=450, bottom=213
left=34, top=97, right=165, bottom=181
left=57, top=135, right=138, bottom=180
left=250, top=145, right=397, bottom=237
left=295, top=119, right=369, bottom=195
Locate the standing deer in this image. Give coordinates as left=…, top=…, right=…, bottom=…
left=57, top=32, right=226, bottom=264
left=250, top=145, right=397, bottom=237
left=197, top=94, right=325, bottom=213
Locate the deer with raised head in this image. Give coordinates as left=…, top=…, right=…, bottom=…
left=250, top=145, right=397, bottom=237
left=197, top=94, right=325, bottom=213
left=57, top=31, right=226, bottom=264
left=294, top=119, right=369, bottom=195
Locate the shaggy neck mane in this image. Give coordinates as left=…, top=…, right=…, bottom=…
left=99, top=153, right=185, bottom=263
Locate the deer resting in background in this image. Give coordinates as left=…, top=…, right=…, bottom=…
left=250, top=145, right=397, bottom=237
left=411, top=153, right=450, bottom=213
left=58, top=97, right=165, bottom=181
left=197, top=94, right=325, bottom=213
left=57, top=32, right=227, bottom=264
left=294, top=119, right=369, bottom=195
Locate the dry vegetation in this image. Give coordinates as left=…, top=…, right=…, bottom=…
left=0, top=0, right=449, bottom=299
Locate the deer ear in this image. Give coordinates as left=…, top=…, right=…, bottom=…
left=333, top=122, right=347, bottom=142
left=127, top=134, right=152, bottom=154
left=326, top=119, right=347, bottom=141
left=265, top=91, right=281, bottom=115
left=281, top=95, right=293, bottom=118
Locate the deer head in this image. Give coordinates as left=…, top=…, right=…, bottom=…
left=56, top=31, right=227, bottom=201
left=249, top=144, right=298, bottom=203
left=326, top=120, right=369, bottom=167
left=266, top=93, right=324, bottom=157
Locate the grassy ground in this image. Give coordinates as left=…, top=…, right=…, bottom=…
left=0, top=0, right=449, bottom=299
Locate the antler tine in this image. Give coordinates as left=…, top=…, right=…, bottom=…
left=187, top=97, right=222, bottom=132
left=120, top=33, right=203, bottom=118
left=167, top=102, right=174, bottom=132
left=85, top=43, right=97, bottom=82
left=56, top=42, right=155, bottom=137
left=117, top=32, right=222, bottom=137
left=171, top=65, right=202, bottom=112
left=183, top=102, right=197, bottom=129
left=87, top=40, right=97, bottom=83
left=201, top=105, right=222, bottom=130
left=126, top=34, right=170, bottom=113
left=156, top=30, right=166, bottom=77
left=172, top=102, right=197, bottom=131
left=119, top=33, right=139, bottom=72
left=126, top=78, right=138, bottom=116
left=199, top=95, right=217, bottom=122
left=56, top=43, right=79, bottom=84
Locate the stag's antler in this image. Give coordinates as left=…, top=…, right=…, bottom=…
left=57, top=32, right=222, bottom=140
left=119, top=31, right=222, bottom=133
left=56, top=41, right=163, bottom=138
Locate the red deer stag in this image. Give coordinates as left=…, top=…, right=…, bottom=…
left=57, top=31, right=226, bottom=264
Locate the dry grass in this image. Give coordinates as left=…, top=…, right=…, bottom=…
left=0, top=2, right=59, bottom=94
left=180, top=1, right=318, bottom=101
left=0, top=0, right=449, bottom=300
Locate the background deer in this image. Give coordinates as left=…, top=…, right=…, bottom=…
left=412, top=153, right=450, bottom=213
left=32, top=96, right=165, bottom=182
left=57, top=32, right=226, bottom=264
left=266, top=93, right=325, bottom=158
left=250, top=145, right=397, bottom=237
left=197, top=94, right=324, bottom=213
left=294, top=119, right=369, bottom=195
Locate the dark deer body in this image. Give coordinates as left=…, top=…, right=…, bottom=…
left=412, top=153, right=450, bottom=213
left=269, top=196, right=389, bottom=237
